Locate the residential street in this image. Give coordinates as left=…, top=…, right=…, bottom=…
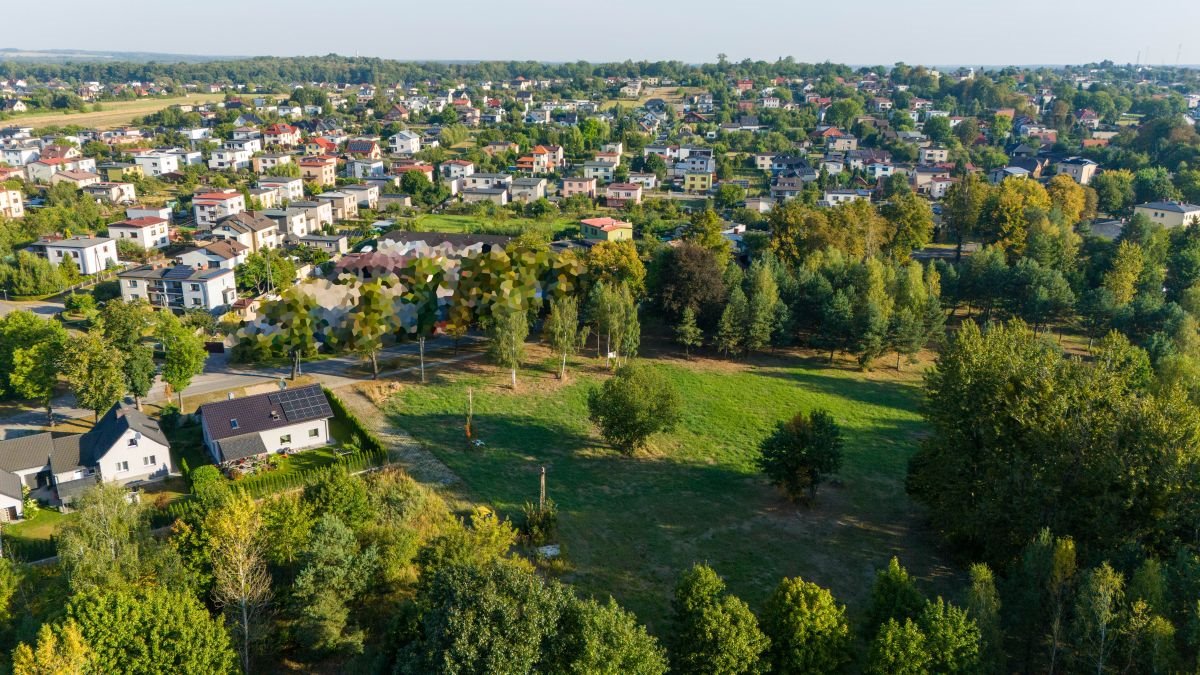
left=0, top=334, right=483, bottom=433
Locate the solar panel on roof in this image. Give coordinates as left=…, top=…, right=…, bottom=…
left=272, top=387, right=332, bottom=422
left=164, top=266, right=195, bottom=279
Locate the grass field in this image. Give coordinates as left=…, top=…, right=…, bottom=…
left=384, top=343, right=954, bottom=630
left=11, top=93, right=226, bottom=130
left=410, top=214, right=581, bottom=239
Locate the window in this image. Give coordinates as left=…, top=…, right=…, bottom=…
left=308, top=428, right=319, bottom=438
left=128, top=437, right=138, bottom=447
left=144, top=455, right=156, bottom=466
left=116, top=461, right=129, bottom=473
left=230, top=419, right=239, bottom=429
left=127, top=280, right=139, bottom=288
left=190, top=283, right=201, bottom=292
left=279, top=434, right=292, bottom=445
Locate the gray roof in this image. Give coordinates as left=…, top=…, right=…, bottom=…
left=217, top=435, right=268, bottom=462
left=55, top=475, right=99, bottom=503
left=49, top=435, right=83, bottom=476
left=0, top=469, right=21, bottom=500
left=199, top=384, right=332, bottom=443
left=0, top=432, right=55, bottom=473
left=120, top=264, right=232, bottom=282
left=36, top=236, right=112, bottom=249
left=1138, top=201, right=1200, bottom=214
left=217, top=211, right=277, bottom=233
left=82, top=404, right=169, bottom=461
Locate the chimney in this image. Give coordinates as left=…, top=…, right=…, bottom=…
left=227, top=392, right=235, bottom=400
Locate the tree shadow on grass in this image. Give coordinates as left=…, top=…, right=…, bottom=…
left=390, top=409, right=958, bottom=629
left=753, top=364, right=925, bottom=411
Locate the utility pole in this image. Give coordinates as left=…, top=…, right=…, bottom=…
left=539, top=466, right=546, bottom=510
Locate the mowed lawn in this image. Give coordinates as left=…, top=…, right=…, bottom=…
left=384, top=348, right=955, bottom=630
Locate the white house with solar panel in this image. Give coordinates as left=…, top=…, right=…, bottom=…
left=198, top=384, right=334, bottom=464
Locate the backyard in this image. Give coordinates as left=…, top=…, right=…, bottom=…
left=383, top=344, right=954, bottom=630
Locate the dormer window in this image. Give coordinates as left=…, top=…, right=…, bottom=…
left=230, top=419, right=239, bottom=429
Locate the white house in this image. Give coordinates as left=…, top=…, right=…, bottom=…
left=209, top=148, right=251, bottom=172
left=193, top=190, right=246, bottom=227
left=0, top=188, right=24, bottom=219
left=30, top=235, right=118, bottom=274
left=389, top=130, right=421, bottom=155
left=0, top=403, right=174, bottom=514
left=258, top=176, right=305, bottom=202
left=199, top=385, right=334, bottom=464
left=119, top=264, right=237, bottom=313
left=133, top=151, right=180, bottom=177
left=108, top=216, right=171, bottom=250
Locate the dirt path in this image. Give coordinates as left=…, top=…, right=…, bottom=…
left=329, top=379, right=464, bottom=489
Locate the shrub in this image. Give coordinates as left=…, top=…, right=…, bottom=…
left=587, top=365, right=681, bottom=454
left=521, top=499, right=558, bottom=546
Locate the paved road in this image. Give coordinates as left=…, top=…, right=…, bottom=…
left=0, top=334, right=484, bottom=434
left=0, top=298, right=66, bottom=318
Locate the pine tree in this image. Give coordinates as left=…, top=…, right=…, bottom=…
left=715, top=287, right=749, bottom=357
left=674, top=307, right=703, bottom=358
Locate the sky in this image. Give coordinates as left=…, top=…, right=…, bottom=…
left=12, top=0, right=1200, bottom=67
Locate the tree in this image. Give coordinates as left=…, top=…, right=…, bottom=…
left=1047, top=174, right=1087, bottom=225
left=1103, top=240, right=1144, bottom=305
left=966, top=563, right=1004, bottom=673
left=1074, top=562, right=1124, bottom=675
left=757, top=409, right=843, bottom=504
left=744, top=258, right=780, bottom=354
left=587, top=364, right=681, bottom=454
left=260, top=494, right=312, bottom=570
left=302, top=467, right=374, bottom=530
left=67, top=587, right=237, bottom=675
left=761, top=576, right=852, bottom=674
left=545, top=295, right=587, bottom=380
left=157, top=313, right=207, bottom=409
left=405, top=560, right=567, bottom=673
left=674, top=306, right=703, bottom=357
left=96, top=298, right=152, bottom=351
left=8, top=324, right=66, bottom=426
left=11, top=620, right=93, bottom=675
left=683, top=208, right=732, bottom=263
left=122, top=344, right=156, bottom=411
left=349, top=281, right=391, bottom=379
left=716, top=183, right=747, bottom=209
left=867, top=618, right=931, bottom=675
left=919, top=598, right=981, bottom=673
left=716, top=286, right=749, bottom=356
left=550, top=596, right=669, bottom=675
left=1092, top=169, right=1136, bottom=215
left=882, top=191, right=934, bottom=259
left=56, top=482, right=159, bottom=592
left=60, top=331, right=125, bottom=421
left=236, top=250, right=296, bottom=295
left=206, top=492, right=272, bottom=674
left=668, top=564, right=768, bottom=675
left=924, top=115, right=952, bottom=144
left=867, top=557, right=925, bottom=634
left=588, top=240, right=646, bottom=297
left=489, top=305, right=529, bottom=389
left=653, top=243, right=726, bottom=323
left=292, top=514, right=379, bottom=656
left=942, top=173, right=989, bottom=261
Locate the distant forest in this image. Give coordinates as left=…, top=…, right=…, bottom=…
left=5, top=54, right=1193, bottom=88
